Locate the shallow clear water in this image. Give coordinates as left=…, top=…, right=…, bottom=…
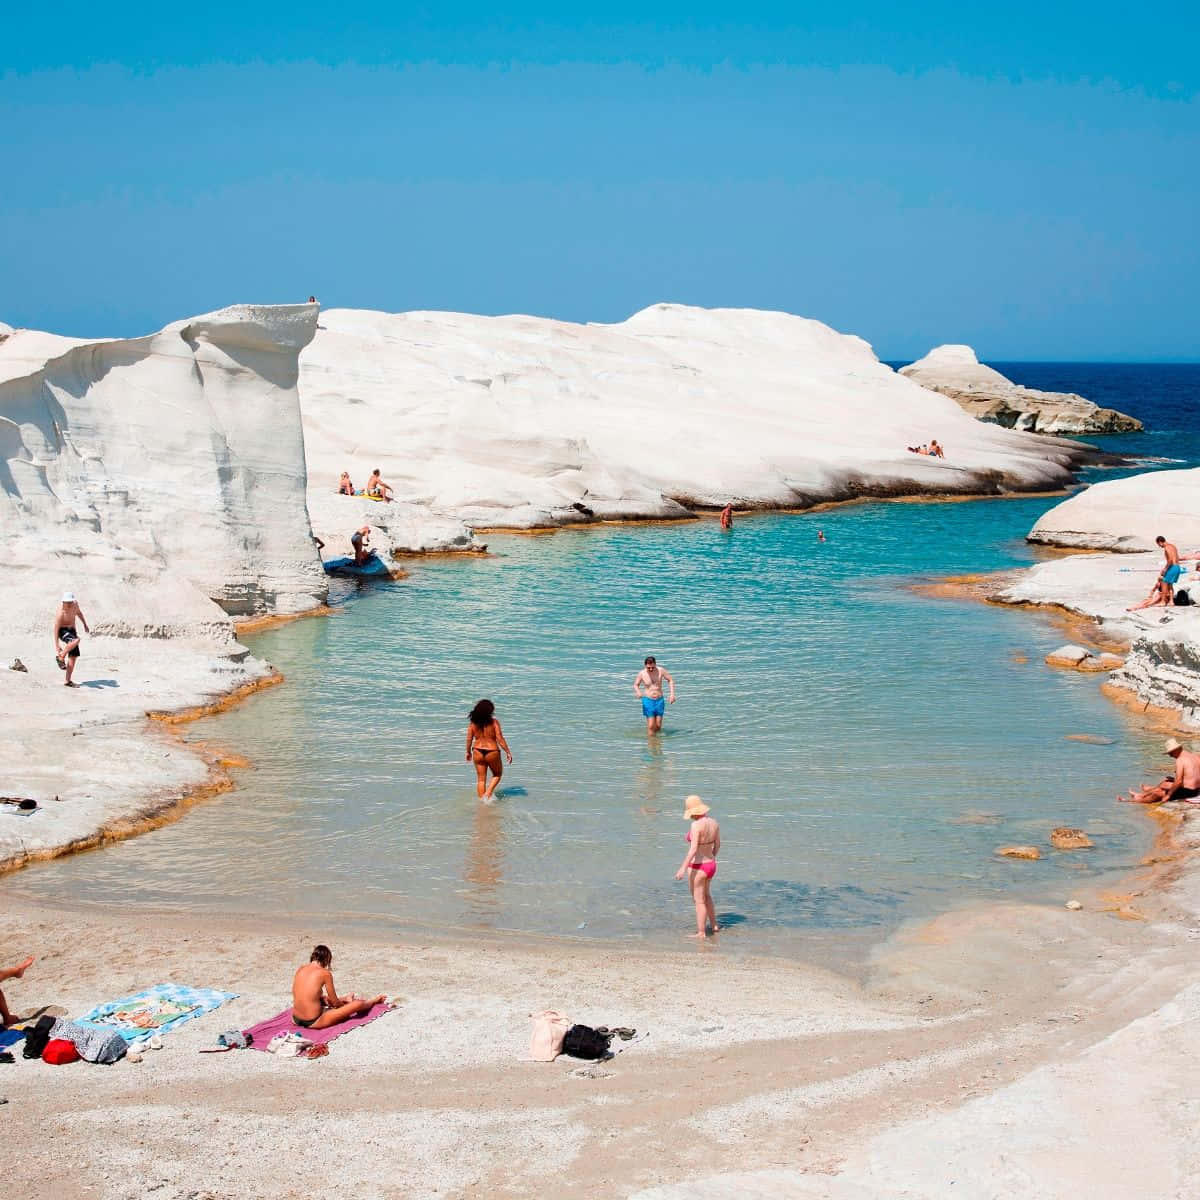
left=6, top=365, right=1197, bottom=960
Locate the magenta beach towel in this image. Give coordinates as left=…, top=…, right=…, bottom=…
left=244, top=1003, right=390, bottom=1051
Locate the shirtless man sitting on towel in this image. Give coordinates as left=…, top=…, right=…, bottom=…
left=1122, top=738, right=1200, bottom=805
left=292, top=945, right=386, bottom=1030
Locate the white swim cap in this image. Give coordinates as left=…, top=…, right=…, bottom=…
left=62, top=591, right=75, bottom=603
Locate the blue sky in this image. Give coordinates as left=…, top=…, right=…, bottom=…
left=2, top=4, right=1197, bottom=359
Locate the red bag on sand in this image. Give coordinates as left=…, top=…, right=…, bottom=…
left=42, top=1039, right=80, bottom=1065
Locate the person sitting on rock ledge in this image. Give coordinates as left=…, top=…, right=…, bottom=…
left=1121, top=738, right=1200, bottom=804
left=338, top=471, right=355, bottom=496
left=1127, top=575, right=1173, bottom=612
left=365, top=468, right=394, bottom=501
left=929, top=439, right=945, bottom=458
left=292, top=945, right=385, bottom=1030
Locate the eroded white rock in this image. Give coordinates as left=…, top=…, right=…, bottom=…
left=900, top=345, right=1142, bottom=435
left=299, top=306, right=1091, bottom=531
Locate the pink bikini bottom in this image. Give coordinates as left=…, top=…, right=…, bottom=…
left=689, top=860, right=716, bottom=880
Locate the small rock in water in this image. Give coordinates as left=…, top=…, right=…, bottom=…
left=1064, top=733, right=1116, bottom=745
left=996, top=845, right=1042, bottom=860
left=1066, top=900, right=1083, bottom=911
left=1045, top=645, right=1092, bottom=669
left=1051, top=827, right=1094, bottom=850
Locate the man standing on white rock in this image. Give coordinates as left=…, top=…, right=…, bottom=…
left=1156, top=535, right=1182, bottom=604
left=53, top=592, right=89, bottom=688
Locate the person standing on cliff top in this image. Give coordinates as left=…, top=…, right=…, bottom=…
left=634, top=656, right=675, bottom=734
left=53, top=592, right=89, bottom=688
left=1156, top=535, right=1182, bottom=604
left=1121, top=738, right=1200, bottom=804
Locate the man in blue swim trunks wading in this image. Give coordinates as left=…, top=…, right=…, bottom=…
left=634, top=655, right=676, bottom=734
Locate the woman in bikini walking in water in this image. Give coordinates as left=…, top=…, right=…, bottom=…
left=675, top=794, right=720, bottom=938
left=465, top=699, right=513, bottom=802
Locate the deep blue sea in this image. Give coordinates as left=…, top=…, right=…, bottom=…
left=5, top=364, right=1198, bottom=961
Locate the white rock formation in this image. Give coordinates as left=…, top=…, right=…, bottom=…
left=1029, top=466, right=1200, bottom=552
left=997, top=548, right=1200, bottom=728
left=0, top=304, right=327, bottom=868
left=900, top=345, right=1142, bottom=435
left=299, top=305, right=1092, bottom=528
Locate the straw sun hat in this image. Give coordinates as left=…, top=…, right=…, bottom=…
left=683, top=794, right=710, bottom=818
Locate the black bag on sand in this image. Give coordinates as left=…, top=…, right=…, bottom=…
left=562, top=1025, right=613, bottom=1060
left=1175, top=588, right=1192, bottom=606
left=22, top=1015, right=55, bottom=1060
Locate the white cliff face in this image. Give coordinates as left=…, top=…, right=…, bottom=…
left=299, top=305, right=1088, bottom=529
left=1028, top=467, right=1200, bottom=552
left=0, top=304, right=329, bottom=867
left=900, top=345, right=1142, bottom=435
left=0, top=304, right=326, bottom=630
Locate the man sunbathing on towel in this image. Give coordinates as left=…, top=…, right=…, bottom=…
left=292, top=945, right=385, bottom=1029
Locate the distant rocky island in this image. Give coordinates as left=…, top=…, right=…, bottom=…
left=900, top=345, right=1143, bottom=435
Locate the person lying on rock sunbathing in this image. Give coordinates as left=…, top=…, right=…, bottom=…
left=1121, top=738, right=1200, bottom=805
left=292, top=945, right=386, bottom=1030
left=338, top=471, right=355, bottom=496
left=0, top=955, right=35, bottom=1026
left=365, top=468, right=394, bottom=501
left=1126, top=576, right=1172, bottom=611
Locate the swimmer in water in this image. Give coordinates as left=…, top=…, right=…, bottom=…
left=817, top=530, right=826, bottom=543
left=719, top=503, right=733, bottom=530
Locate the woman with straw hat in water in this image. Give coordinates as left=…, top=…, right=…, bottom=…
left=675, top=795, right=721, bottom=938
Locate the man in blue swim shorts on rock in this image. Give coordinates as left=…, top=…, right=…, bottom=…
left=633, top=655, right=676, bottom=734
left=1156, top=535, right=1182, bottom=604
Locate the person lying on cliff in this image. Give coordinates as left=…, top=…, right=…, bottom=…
left=350, top=526, right=374, bottom=566
left=1127, top=576, right=1172, bottom=611
left=338, top=471, right=355, bottom=496
left=292, top=945, right=386, bottom=1030
left=365, top=468, right=394, bottom=501
left=53, top=592, right=90, bottom=687
left=0, top=955, right=35, bottom=1026
left=1121, top=738, right=1200, bottom=805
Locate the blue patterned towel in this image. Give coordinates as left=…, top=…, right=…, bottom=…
left=76, top=984, right=237, bottom=1042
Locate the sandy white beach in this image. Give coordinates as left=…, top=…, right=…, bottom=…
left=0, top=796, right=1196, bottom=1200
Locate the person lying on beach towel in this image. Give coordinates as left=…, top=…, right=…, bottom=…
left=292, top=945, right=386, bottom=1030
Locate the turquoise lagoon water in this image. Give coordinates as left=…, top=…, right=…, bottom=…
left=10, top=364, right=1199, bottom=959
left=2, top=497, right=1169, bottom=958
